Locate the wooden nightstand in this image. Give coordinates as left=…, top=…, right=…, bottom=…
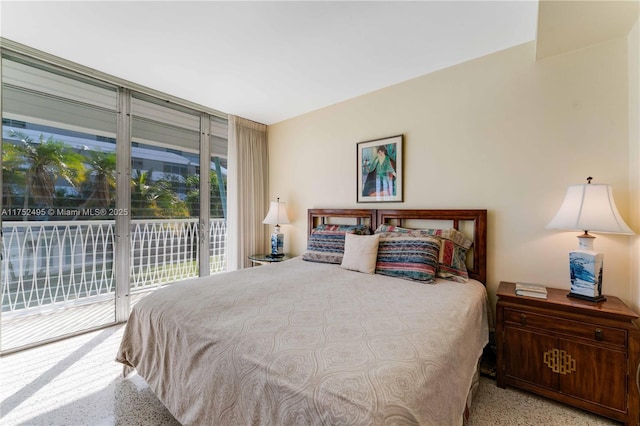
left=248, top=253, right=291, bottom=265
left=496, top=281, right=640, bottom=425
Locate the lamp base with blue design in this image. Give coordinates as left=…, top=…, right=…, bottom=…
left=567, top=233, right=606, bottom=303
left=270, top=225, right=284, bottom=257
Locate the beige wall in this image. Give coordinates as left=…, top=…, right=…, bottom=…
left=268, top=37, right=635, bottom=308
left=630, top=18, right=640, bottom=313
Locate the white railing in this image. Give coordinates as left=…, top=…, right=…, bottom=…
left=130, top=219, right=199, bottom=290
left=1, top=218, right=227, bottom=315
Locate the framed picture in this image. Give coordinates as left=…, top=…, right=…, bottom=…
left=357, top=135, right=403, bottom=203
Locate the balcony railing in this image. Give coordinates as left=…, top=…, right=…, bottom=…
left=1, top=218, right=227, bottom=316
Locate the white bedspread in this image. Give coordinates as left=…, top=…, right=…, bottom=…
left=116, top=257, right=488, bottom=425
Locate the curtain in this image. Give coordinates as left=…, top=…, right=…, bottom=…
left=227, top=115, right=269, bottom=270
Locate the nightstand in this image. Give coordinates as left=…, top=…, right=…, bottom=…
left=496, top=281, right=640, bottom=425
left=248, top=253, right=291, bottom=265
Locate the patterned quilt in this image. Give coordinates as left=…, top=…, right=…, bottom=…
left=116, top=257, right=489, bottom=425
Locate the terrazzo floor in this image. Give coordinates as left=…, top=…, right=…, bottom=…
left=0, top=325, right=622, bottom=425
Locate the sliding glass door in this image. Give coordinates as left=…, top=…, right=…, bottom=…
left=1, top=56, right=119, bottom=350
left=128, top=95, right=201, bottom=304
left=0, top=50, right=228, bottom=353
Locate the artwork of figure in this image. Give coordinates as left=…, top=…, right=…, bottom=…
left=362, top=144, right=396, bottom=197
left=357, top=135, right=403, bottom=203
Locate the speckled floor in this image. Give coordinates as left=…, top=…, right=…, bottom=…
left=468, top=375, right=619, bottom=425
left=0, top=325, right=621, bottom=425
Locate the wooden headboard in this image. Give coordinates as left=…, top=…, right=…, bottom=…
left=307, top=209, right=377, bottom=236
left=307, top=208, right=487, bottom=284
left=376, top=209, right=487, bottom=284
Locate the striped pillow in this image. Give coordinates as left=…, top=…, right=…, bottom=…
left=375, top=234, right=441, bottom=282
left=376, top=224, right=472, bottom=282
left=303, top=224, right=371, bottom=264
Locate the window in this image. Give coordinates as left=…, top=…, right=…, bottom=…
left=1, top=55, right=118, bottom=350
left=129, top=95, right=201, bottom=290
left=0, top=47, right=228, bottom=353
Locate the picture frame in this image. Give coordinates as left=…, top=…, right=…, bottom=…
left=357, top=134, right=403, bottom=203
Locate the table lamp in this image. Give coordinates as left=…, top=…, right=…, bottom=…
left=263, top=198, right=290, bottom=257
left=546, top=177, right=634, bottom=302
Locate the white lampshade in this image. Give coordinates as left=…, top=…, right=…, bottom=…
left=262, top=199, right=290, bottom=226
left=546, top=183, right=633, bottom=235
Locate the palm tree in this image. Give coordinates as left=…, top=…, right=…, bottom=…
left=131, top=169, right=189, bottom=218
left=185, top=173, right=226, bottom=218
left=79, top=150, right=116, bottom=209
left=131, top=169, right=154, bottom=217
left=152, top=176, right=190, bottom=218
left=7, top=131, right=86, bottom=218
left=1, top=142, right=26, bottom=209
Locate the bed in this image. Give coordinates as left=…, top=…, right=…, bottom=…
left=116, top=208, right=489, bottom=425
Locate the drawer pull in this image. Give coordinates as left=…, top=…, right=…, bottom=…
left=520, top=314, right=527, bottom=326
left=595, top=328, right=603, bottom=341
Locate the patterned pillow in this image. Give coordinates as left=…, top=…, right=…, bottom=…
left=302, top=224, right=371, bottom=264
left=375, top=224, right=472, bottom=282
left=375, top=233, right=440, bottom=282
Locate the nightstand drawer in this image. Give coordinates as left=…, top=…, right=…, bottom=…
left=504, top=308, right=626, bottom=347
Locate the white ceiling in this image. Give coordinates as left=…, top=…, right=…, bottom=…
left=0, top=1, right=539, bottom=125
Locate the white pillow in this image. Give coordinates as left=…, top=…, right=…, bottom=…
left=340, top=233, right=380, bottom=274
